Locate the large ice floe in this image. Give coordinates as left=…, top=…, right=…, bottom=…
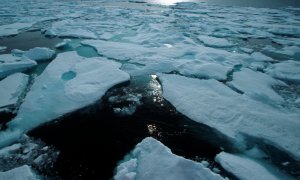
left=215, top=152, right=290, bottom=180
left=228, top=68, right=286, bottom=104
left=115, top=137, right=224, bottom=180
left=158, top=73, right=300, bottom=160
left=0, top=73, right=29, bottom=112
left=0, top=54, right=36, bottom=79
left=0, top=51, right=129, bottom=147
left=265, top=60, right=300, bottom=83
left=0, top=165, right=38, bottom=180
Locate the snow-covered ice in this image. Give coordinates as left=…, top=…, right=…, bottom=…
left=158, top=73, right=300, bottom=160
left=0, top=51, right=129, bottom=147
left=0, top=73, right=29, bottom=111
left=23, top=47, right=56, bottom=62
left=0, top=54, right=36, bottom=78
left=228, top=68, right=285, bottom=104
left=0, top=23, right=32, bottom=37
left=177, top=61, right=232, bottom=81
left=215, top=152, right=289, bottom=180
left=265, top=60, right=300, bottom=83
left=115, top=137, right=224, bottom=180
left=0, top=165, right=38, bottom=180
left=197, top=35, right=234, bottom=48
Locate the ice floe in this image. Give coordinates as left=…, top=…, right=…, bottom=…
left=0, top=23, right=32, bottom=37
left=0, top=165, right=38, bottom=180
left=0, top=73, right=29, bottom=111
left=228, top=68, right=285, bottom=104
left=265, top=61, right=300, bottom=83
left=215, top=152, right=291, bottom=180
left=23, top=47, right=56, bottom=62
left=0, top=51, right=129, bottom=147
left=0, top=54, right=36, bottom=78
left=115, top=137, right=224, bottom=180
left=158, top=73, right=300, bottom=160
left=0, top=46, right=6, bottom=52
left=197, top=35, right=234, bottom=48
left=177, top=61, right=232, bottom=81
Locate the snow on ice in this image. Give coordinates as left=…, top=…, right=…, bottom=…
left=115, top=137, right=224, bottom=180
left=0, top=51, right=129, bottom=147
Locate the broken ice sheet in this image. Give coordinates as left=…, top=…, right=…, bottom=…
left=0, top=51, right=130, bottom=148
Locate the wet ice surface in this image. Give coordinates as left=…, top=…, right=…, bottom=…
left=0, top=0, right=300, bottom=179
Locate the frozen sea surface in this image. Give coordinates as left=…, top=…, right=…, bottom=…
left=0, top=0, right=300, bottom=179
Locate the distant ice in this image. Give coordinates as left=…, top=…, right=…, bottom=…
left=115, top=137, right=224, bottom=180
left=45, top=20, right=97, bottom=39
left=0, top=23, right=32, bottom=37
left=0, top=73, right=29, bottom=111
left=0, top=165, right=38, bottom=180
left=197, top=35, right=234, bottom=48
left=23, top=47, right=56, bottom=62
left=228, top=68, right=285, bottom=104
left=0, top=54, right=37, bottom=78
left=263, top=46, right=300, bottom=60
left=158, top=73, right=300, bottom=160
left=265, top=60, right=300, bottom=83
left=215, top=152, right=285, bottom=180
left=0, top=51, right=129, bottom=147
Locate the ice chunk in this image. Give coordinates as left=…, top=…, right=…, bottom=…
left=82, top=40, right=152, bottom=61
left=0, top=52, right=129, bottom=147
left=158, top=74, right=300, bottom=160
left=215, top=152, right=287, bottom=180
left=198, top=35, right=234, bottom=48
left=250, top=52, right=274, bottom=62
left=178, top=61, right=232, bottom=81
left=0, top=23, right=32, bottom=37
left=0, top=54, right=36, bottom=78
left=263, top=45, right=300, bottom=60
left=0, top=165, right=38, bottom=180
left=46, top=28, right=97, bottom=39
left=115, top=137, right=224, bottom=180
left=228, top=68, right=285, bottom=104
left=23, top=47, right=56, bottom=62
left=265, top=60, right=300, bottom=83
left=0, top=73, right=29, bottom=110
left=55, top=39, right=71, bottom=49
left=0, top=46, right=6, bottom=52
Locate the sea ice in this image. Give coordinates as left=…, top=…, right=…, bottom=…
left=158, top=73, right=300, bottom=160
left=0, top=46, right=6, bottom=52
left=215, top=152, right=289, bottom=180
left=0, top=165, right=38, bottom=180
left=0, top=73, right=29, bottom=111
left=228, top=68, right=285, bottom=104
left=197, top=35, right=234, bottom=48
left=23, top=47, right=56, bottom=62
left=0, top=23, right=32, bottom=37
left=177, top=61, right=232, bottom=81
left=265, top=60, right=300, bottom=83
left=0, top=54, right=36, bottom=78
left=115, top=137, right=224, bottom=180
left=0, top=51, right=129, bottom=147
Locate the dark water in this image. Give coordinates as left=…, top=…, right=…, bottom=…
left=0, top=31, right=61, bottom=54
left=28, top=75, right=230, bottom=179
